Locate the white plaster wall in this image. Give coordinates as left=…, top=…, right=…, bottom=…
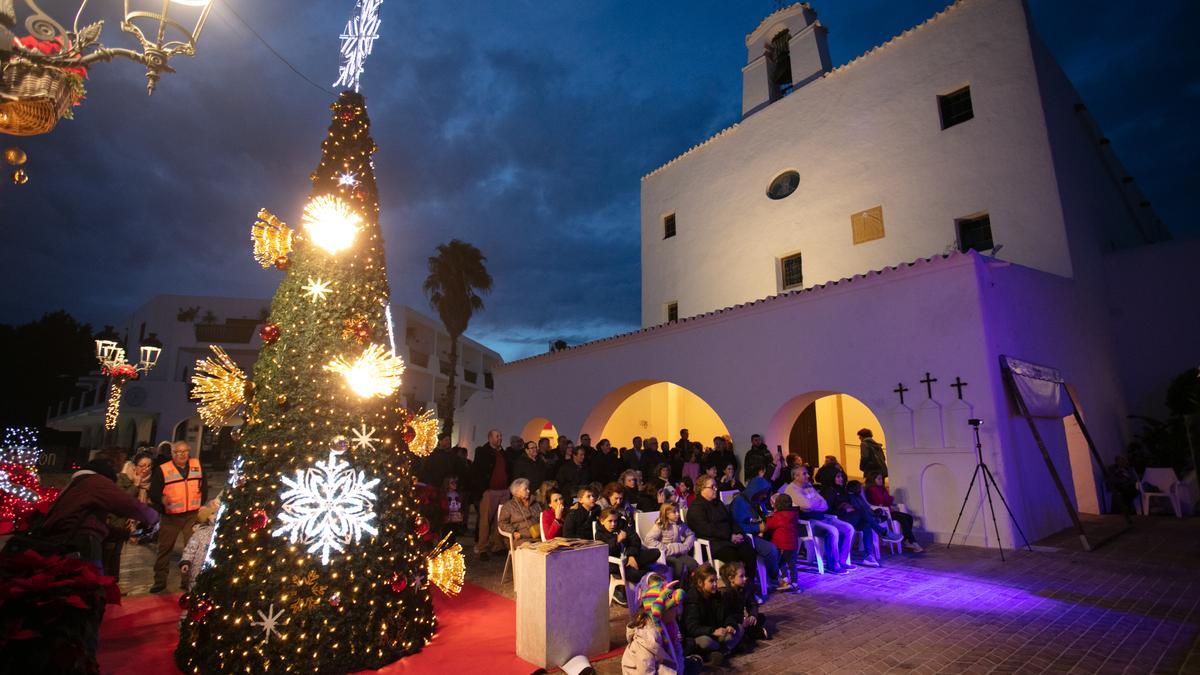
left=481, top=253, right=1059, bottom=547
left=641, top=0, right=1071, bottom=327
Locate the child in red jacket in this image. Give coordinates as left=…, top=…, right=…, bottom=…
left=764, top=492, right=801, bottom=586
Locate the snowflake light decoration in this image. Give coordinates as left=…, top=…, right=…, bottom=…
left=337, top=171, right=359, bottom=187
left=350, top=423, right=378, bottom=451
left=333, top=0, right=383, bottom=92
left=273, top=451, right=380, bottom=565
left=252, top=603, right=285, bottom=642
left=202, top=455, right=243, bottom=571
left=302, top=277, right=333, bottom=302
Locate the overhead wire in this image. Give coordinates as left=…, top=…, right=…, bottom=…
left=219, top=2, right=336, bottom=96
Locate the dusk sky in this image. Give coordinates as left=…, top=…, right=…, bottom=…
left=2, top=0, right=1196, bottom=361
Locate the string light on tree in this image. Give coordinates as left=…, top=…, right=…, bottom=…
left=324, top=343, right=405, bottom=399
left=273, top=450, right=381, bottom=565
left=302, top=194, right=362, bottom=254
left=332, top=0, right=383, bottom=92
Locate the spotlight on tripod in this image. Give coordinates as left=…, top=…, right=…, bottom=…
left=947, top=417, right=1031, bottom=560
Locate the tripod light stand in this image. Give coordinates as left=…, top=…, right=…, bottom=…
left=946, top=418, right=1032, bottom=561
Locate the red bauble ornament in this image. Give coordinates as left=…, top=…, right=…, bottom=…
left=248, top=509, right=269, bottom=531
left=389, top=572, right=408, bottom=593
left=188, top=597, right=215, bottom=622
left=259, top=322, right=280, bottom=343
left=274, top=256, right=290, bottom=270
left=413, top=516, right=430, bottom=538
left=401, top=425, right=416, bottom=444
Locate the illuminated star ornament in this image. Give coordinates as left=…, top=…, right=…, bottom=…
left=333, top=0, right=383, bottom=92
left=273, top=451, right=380, bottom=565
left=350, top=423, right=378, bottom=451
left=302, top=194, right=362, bottom=254
left=302, top=277, right=333, bottom=302
left=252, top=604, right=285, bottom=642
left=337, top=171, right=359, bottom=187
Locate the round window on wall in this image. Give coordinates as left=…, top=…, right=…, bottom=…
left=767, top=170, right=800, bottom=200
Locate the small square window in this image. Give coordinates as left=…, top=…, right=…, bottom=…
left=938, top=86, right=974, bottom=129
left=781, top=253, right=803, bottom=290
left=666, top=302, right=679, bottom=322
left=957, top=214, right=993, bottom=253
left=663, top=213, right=676, bottom=239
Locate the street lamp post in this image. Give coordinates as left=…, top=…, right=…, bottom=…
left=94, top=325, right=162, bottom=445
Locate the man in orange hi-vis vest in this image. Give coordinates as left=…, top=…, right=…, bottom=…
left=148, top=440, right=208, bottom=593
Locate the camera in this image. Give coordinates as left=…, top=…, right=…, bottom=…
left=967, top=418, right=983, bottom=427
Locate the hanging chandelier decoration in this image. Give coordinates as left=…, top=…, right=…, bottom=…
left=1, top=0, right=214, bottom=135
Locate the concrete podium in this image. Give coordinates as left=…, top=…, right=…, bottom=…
left=514, top=540, right=609, bottom=669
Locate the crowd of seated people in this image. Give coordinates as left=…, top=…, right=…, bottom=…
left=414, top=427, right=920, bottom=666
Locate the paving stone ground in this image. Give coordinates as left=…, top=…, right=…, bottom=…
left=110, top=509, right=1199, bottom=674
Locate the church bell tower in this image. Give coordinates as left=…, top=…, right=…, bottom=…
left=742, top=3, right=831, bottom=117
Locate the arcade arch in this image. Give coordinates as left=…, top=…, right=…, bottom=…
left=520, top=417, right=560, bottom=445
left=582, top=380, right=729, bottom=451
left=767, top=391, right=885, bottom=477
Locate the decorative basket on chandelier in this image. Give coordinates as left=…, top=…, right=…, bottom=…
left=0, top=0, right=212, bottom=136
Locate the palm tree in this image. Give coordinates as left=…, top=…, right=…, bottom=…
left=423, top=239, right=493, bottom=440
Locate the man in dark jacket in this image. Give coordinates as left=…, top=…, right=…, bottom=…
left=706, top=436, right=738, bottom=477
left=814, top=455, right=843, bottom=488
left=857, top=429, right=888, bottom=479
left=685, top=476, right=759, bottom=586
left=639, top=436, right=664, bottom=476
left=555, top=445, right=589, bottom=498
left=588, top=438, right=623, bottom=485
left=470, top=429, right=509, bottom=560
left=742, top=434, right=774, bottom=483
left=512, top=441, right=548, bottom=493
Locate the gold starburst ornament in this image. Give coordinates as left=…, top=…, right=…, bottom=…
left=426, top=533, right=466, bottom=596
left=405, top=409, right=440, bottom=457
left=192, top=345, right=249, bottom=427
left=252, top=209, right=294, bottom=268
left=302, top=195, right=362, bottom=254
left=324, top=344, right=405, bottom=399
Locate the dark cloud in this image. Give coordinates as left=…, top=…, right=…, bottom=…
left=2, top=1, right=1194, bottom=361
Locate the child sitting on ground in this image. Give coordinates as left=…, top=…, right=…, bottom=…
left=179, top=500, right=219, bottom=591
left=682, top=563, right=742, bottom=666
left=719, top=561, right=770, bottom=643
left=764, top=492, right=802, bottom=587
left=622, top=573, right=701, bottom=675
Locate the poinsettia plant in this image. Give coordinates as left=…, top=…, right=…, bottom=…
left=10, top=35, right=89, bottom=118
left=0, top=550, right=119, bottom=674
left=105, top=363, right=138, bottom=380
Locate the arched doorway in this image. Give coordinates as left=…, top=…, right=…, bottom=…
left=520, top=418, right=560, bottom=445
left=768, top=392, right=885, bottom=477
left=584, top=381, right=729, bottom=452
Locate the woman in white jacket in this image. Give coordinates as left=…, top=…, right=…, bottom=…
left=644, top=503, right=698, bottom=583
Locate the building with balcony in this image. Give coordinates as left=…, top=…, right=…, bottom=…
left=47, top=295, right=501, bottom=462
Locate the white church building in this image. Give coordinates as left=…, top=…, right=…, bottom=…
left=460, top=0, right=1196, bottom=548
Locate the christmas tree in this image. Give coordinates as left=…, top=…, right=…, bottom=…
left=0, top=427, right=57, bottom=533
left=176, top=91, right=461, bottom=673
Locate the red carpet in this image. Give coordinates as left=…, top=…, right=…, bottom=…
left=98, top=583, right=614, bottom=674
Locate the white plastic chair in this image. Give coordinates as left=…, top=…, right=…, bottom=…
left=496, top=504, right=516, bottom=585
left=797, top=520, right=825, bottom=574
left=1139, top=468, right=1183, bottom=518
left=593, top=521, right=629, bottom=607
left=632, top=511, right=667, bottom=564
left=873, top=506, right=902, bottom=555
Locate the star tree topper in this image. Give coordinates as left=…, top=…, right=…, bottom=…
left=333, top=0, right=383, bottom=92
